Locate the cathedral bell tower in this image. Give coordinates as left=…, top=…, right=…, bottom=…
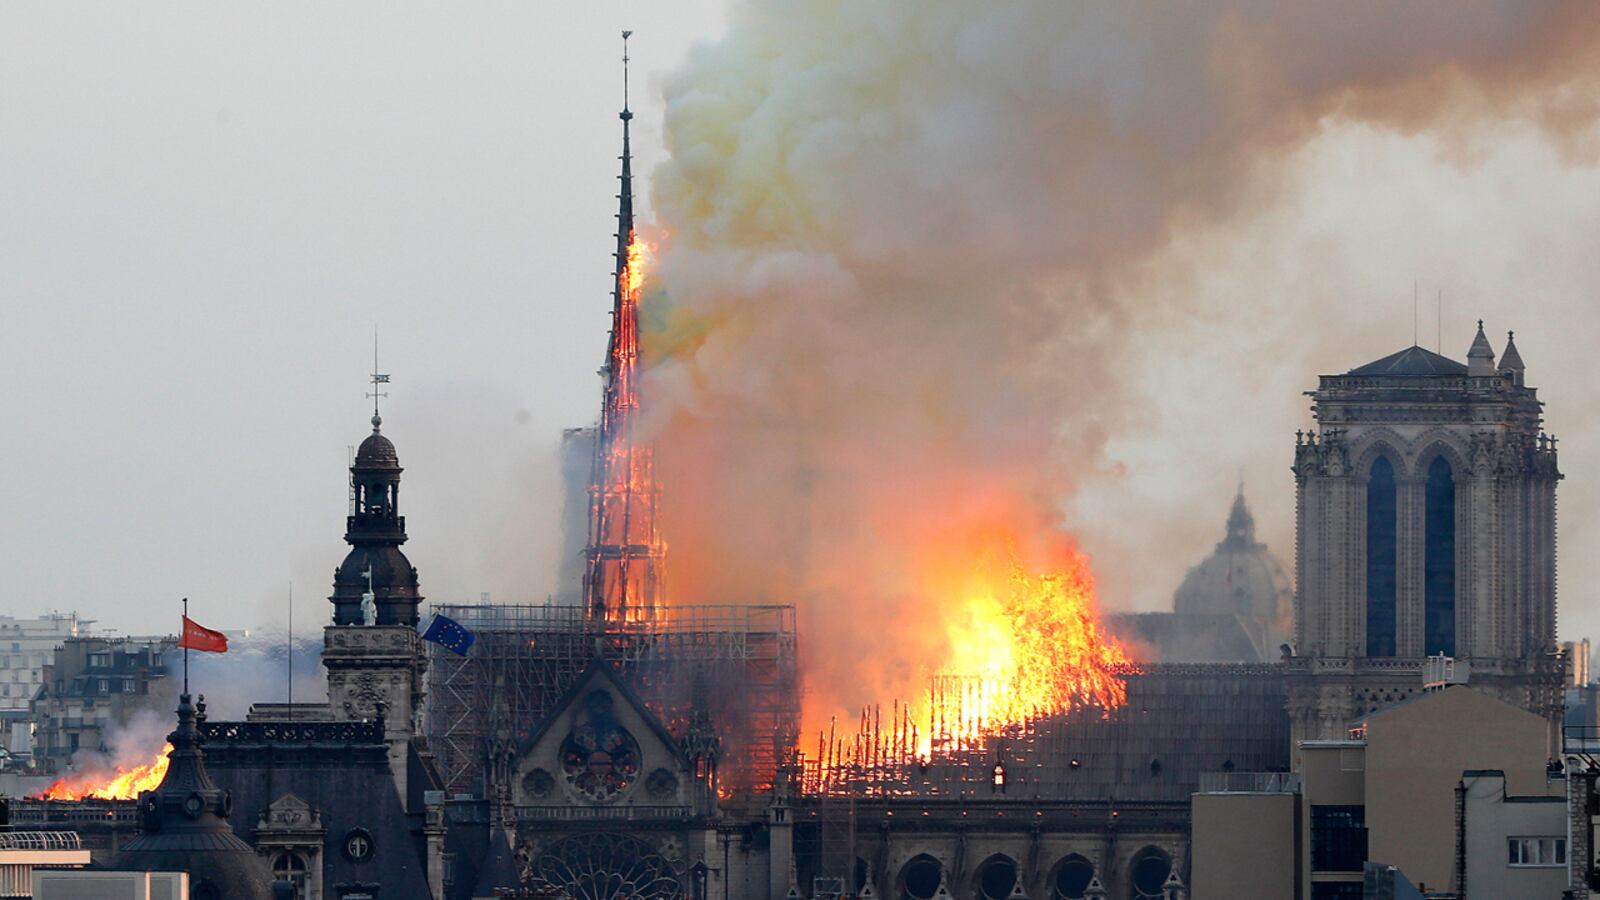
left=323, top=361, right=429, bottom=804
left=1286, top=325, right=1563, bottom=747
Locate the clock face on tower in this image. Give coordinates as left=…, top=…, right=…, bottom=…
left=559, top=690, right=642, bottom=802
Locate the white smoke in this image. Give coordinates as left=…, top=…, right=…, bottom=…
left=643, top=1, right=1600, bottom=729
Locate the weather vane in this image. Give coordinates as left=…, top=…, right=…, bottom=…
left=366, top=328, right=390, bottom=428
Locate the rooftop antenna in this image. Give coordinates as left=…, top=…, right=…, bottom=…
left=1412, top=281, right=1418, bottom=347
left=366, top=327, right=390, bottom=431
left=1436, top=289, right=1442, bottom=353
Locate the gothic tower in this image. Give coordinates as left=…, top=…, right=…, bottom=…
left=582, top=35, right=666, bottom=625
left=324, top=397, right=429, bottom=804
left=1286, top=325, right=1563, bottom=746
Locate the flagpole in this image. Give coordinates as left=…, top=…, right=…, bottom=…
left=182, top=597, right=189, bottom=696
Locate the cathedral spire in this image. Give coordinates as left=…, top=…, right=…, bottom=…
left=583, top=32, right=665, bottom=624
left=616, top=30, right=634, bottom=291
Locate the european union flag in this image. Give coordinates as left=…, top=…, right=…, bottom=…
left=419, top=613, right=475, bottom=656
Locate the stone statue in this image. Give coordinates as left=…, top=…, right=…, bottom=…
left=360, top=588, right=377, bottom=627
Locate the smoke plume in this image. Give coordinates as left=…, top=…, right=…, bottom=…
left=643, top=1, right=1600, bottom=731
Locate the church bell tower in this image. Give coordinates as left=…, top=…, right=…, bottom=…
left=323, top=361, right=429, bottom=804
left=1286, top=325, right=1563, bottom=746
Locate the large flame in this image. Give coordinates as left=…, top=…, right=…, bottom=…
left=36, top=743, right=172, bottom=800
left=805, top=530, right=1132, bottom=787
left=919, top=539, right=1129, bottom=755
left=585, top=227, right=667, bottom=624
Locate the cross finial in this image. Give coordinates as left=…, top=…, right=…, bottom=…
left=366, top=328, right=390, bottom=432
left=621, top=30, right=632, bottom=117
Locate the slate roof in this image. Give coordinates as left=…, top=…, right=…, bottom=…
left=1347, top=345, right=1468, bottom=377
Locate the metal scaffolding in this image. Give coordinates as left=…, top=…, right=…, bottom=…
left=425, top=603, right=799, bottom=802
left=799, top=663, right=1290, bottom=802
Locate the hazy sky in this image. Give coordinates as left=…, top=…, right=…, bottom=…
left=0, top=4, right=726, bottom=633
left=4, top=4, right=1599, bottom=649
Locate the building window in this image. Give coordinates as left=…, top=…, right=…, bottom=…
left=1128, top=847, right=1172, bottom=900
left=1311, top=805, right=1368, bottom=872
left=1508, top=837, right=1566, bottom=867
left=1052, top=855, right=1095, bottom=900
left=1366, top=457, right=1397, bottom=657
left=342, top=828, right=375, bottom=864
left=272, top=852, right=309, bottom=898
left=1424, top=456, right=1456, bottom=656
left=899, top=854, right=942, bottom=900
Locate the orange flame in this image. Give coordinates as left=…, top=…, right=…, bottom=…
left=586, top=227, right=667, bottom=625
left=36, top=743, right=172, bottom=800
left=920, top=547, right=1129, bottom=754
left=805, top=531, right=1132, bottom=785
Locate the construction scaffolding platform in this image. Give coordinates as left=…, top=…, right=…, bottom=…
left=425, top=603, right=799, bottom=803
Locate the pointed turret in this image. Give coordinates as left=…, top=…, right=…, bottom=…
left=115, top=695, right=276, bottom=900
left=1499, top=330, right=1525, bottom=385
left=1467, top=319, right=1496, bottom=376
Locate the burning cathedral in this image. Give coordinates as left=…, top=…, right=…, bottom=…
left=8, top=52, right=1568, bottom=900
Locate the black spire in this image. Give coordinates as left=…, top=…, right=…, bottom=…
left=615, top=30, right=635, bottom=304
left=330, top=363, right=422, bottom=626
left=116, top=694, right=276, bottom=900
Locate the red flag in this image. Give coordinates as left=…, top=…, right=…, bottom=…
left=179, top=615, right=228, bottom=653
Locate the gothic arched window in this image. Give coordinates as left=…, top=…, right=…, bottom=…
left=1366, top=457, right=1398, bottom=657
left=1424, top=456, right=1457, bottom=656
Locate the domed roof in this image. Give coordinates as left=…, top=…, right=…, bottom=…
left=115, top=695, right=276, bottom=900
left=1173, top=488, right=1292, bottom=629
left=354, top=415, right=400, bottom=470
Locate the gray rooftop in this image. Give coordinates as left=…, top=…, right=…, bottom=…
left=1347, top=345, right=1468, bottom=377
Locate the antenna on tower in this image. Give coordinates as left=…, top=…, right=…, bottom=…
left=366, top=327, right=390, bottom=431
left=1412, top=281, right=1418, bottom=347
left=1436, top=289, right=1442, bottom=353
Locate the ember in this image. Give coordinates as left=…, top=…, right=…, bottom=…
left=35, top=743, right=173, bottom=801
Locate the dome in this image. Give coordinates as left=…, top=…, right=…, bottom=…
left=354, top=430, right=400, bottom=470
left=1173, top=488, right=1292, bottom=630
left=115, top=695, right=276, bottom=900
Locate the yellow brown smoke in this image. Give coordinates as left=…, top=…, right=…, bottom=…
left=640, top=1, right=1600, bottom=734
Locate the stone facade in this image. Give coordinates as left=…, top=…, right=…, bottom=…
left=1286, top=330, right=1564, bottom=746
left=324, top=623, right=429, bottom=803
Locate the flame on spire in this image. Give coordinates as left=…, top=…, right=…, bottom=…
left=583, top=38, right=666, bottom=624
